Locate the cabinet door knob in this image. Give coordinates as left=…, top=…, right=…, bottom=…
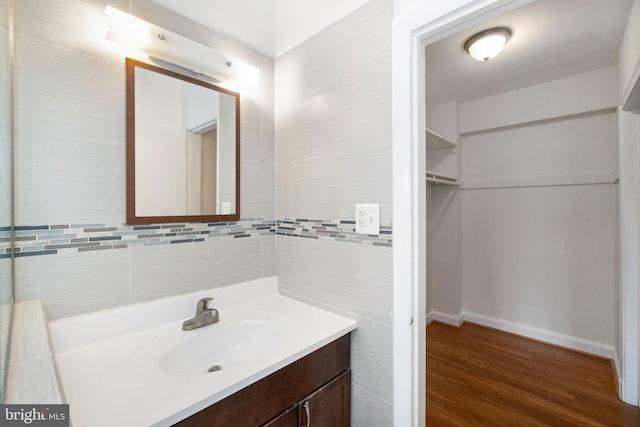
left=303, top=401, right=311, bottom=427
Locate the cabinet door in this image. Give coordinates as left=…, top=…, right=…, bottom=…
left=263, top=404, right=298, bottom=427
left=299, top=370, right=351, bottom=427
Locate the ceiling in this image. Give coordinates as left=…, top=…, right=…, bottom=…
left=150, top=0, right=632, bottom=99
left=152, top=0, right=369, bottom=58
left=425, top=0, right=634, bottom=105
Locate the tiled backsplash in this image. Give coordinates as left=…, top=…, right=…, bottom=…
left=1, top=219, right=392, bottom=258
left=277, top=218, right=392, bottom=247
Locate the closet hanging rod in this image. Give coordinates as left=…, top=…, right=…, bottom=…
left=426, top=172, right=459, bottom=186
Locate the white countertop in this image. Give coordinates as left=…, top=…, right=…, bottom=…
left=48, top=277, right=356, bottom=427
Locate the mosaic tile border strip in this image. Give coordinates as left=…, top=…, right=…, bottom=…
left=0, top=218, right=393, bottom=259
left=0, top=219, right=275, bottom=259
left=276, top=218, right=392, bottom=247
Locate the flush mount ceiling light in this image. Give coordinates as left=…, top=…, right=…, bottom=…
left=464, top=27, right=512, bottom=62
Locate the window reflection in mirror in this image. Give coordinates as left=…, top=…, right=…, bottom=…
left=126, top=58, right=240, bottom=224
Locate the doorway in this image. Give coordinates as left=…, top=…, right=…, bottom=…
left=391, top=0, right=640, bottom=425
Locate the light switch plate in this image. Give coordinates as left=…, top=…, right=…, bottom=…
left=221, top=202, right=231, bottom=214
left=355, top=203, right=380, bottom=235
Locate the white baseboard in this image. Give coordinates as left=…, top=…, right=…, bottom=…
left=612, top=347, right=622, bottom=398
left=426, top=311, right=434, bottom=325
left=430, top=311, right=464, bottom=327
left=463, top=311, right=615, bottom=359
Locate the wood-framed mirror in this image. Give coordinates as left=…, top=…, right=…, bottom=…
left=126, top=57, right=240, bottom=224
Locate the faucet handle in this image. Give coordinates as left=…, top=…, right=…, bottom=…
left=197, top=297, right=214, bottom=312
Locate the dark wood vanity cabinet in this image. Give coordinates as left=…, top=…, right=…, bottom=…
left=265, top=370, right=351, bottom=427
left=263, top=404, right=298, bottom=427
left=174, top=334, right=351, bottom=427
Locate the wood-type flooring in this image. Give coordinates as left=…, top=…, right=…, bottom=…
left=427, top=321, right=640, bottom=426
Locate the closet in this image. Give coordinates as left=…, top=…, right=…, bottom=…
left=425, top=64, right=619, bottom=352
left=425, top=129, right=458, bottom=186
left=422, top=0, right=640, bottom=411
left=422, top=0, right=629, bottom=357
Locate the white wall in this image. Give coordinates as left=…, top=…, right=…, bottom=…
left=217, top=93, right=237, bottom=212
left=426, top=101, right=463, bottom=321
left=460, top=67, right=618, bottom=350
left=183, top=83, right=219, bottom=132
left=463, top=185, right=617, bottom=345
left=276, top=0, right=393, bottom=425
left=427, top=187, right=463, bottom=319
left=135, top=67, right=187, bottom=216
left=274, top=0, right=372, bottom=57
left=462, top=112, right=617, bottom=185
left=460, top=67, right=618, bottom=134
left=618, top=0, right=640, bottom=104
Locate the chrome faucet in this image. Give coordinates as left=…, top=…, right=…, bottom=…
left=182, top=297, right=219, bottom=331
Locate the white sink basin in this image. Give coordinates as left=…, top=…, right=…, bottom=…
left=51, top=278, right=358, bottom=427
left=133, top=312, right=285, bottom=377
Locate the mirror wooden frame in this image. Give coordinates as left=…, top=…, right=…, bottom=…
left=126, top=58, right=240, bottom=225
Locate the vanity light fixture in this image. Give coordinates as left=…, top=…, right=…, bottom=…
left=464, top=27, right=512, bottom=62
left=104, top=6, right=259, bottom=87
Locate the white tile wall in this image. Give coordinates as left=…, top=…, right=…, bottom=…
left=0, top=0, right=7, bottom=31
left=279, top=238, right=392, bottom=324
left=262, top=162, right=277, bottom=220
left=0, top=258, right=11, bottom=308
left=9, top=309, right=51, bottom=365
left=10, top=0, right=392, bottom=423
left=278, top=286, right=392, bottom=402
left=15, top=250, right=130, bottom=320
left=241, top=99, right=263, bottom=164
left=289, top=146, right=392, bottom=222
left=287, top=72, right=391, bottom=160
left=276, top=0, right=392, bottom=222
left=1, top=8, right=10, bottom=345
left=14, top=35, right=125, bottom=141
left=14, top=130, right=126, bottom=225
left=260, top=234, right=276, bottom=277
left=14, top=0, right=129, bottom=64
left=6, top=300, right=63, bottom=405
left=0, top=30, right=8, bottom=128
left=352, top=383, right=392, bottom=426
left=15, top=233, right=273, bottom=321
left=275, top=1, right=394, bottom=424
left=130, top=236, right=261, bottom=303
left=275, top=162, right=291, bottom=218
left=13, top=32, right=125, bottom=224
left=0, top=304, right=9, bottom=397
left=6, top=355, right=63, bottom=404
left=1, top=127, right=13, bottom=234
left=261, top=107, right=276, bottom=165
left=1, top=0, right=11, bottom=400
left=12, top=0, right=276, bottom=320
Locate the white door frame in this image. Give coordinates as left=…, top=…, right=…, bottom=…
left=392, top=1, right=536, bottom=425
left=620, top=51, right=640, bottom=404
left=619, top=108, right=640, bottom=406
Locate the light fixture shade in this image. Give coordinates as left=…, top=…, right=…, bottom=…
left=104, top=6, right=259, bottom=87
left=464, top=28, right=511, bottom=62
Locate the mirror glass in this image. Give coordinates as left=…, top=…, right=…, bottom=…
left=126, top=58, right=240, bottom=224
